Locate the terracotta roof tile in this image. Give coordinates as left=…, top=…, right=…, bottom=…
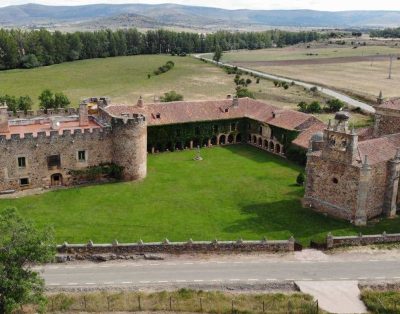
left=357, top=133, right=400, bottom=165
left=378, top=98, right=400, bottom=111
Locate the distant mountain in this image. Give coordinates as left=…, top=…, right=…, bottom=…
left=0, top=3, right=400, bottom=30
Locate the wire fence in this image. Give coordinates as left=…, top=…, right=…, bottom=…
left=46, top=290, right=321, bottom=313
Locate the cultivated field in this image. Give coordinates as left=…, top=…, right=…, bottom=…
left=218, top=46, right=400, bottom=103
left=0, top=55, right=236, bottom=108
left=1, top=145, right=399, bottom=245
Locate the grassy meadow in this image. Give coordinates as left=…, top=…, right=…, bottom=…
left=1, top=145, right=399, bottom=245
left=0, top=55, right=236, bottom=108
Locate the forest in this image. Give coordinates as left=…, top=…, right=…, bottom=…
left=0, top=28, right=321, bottom=70
left=370, top=27, right=400, bottom=38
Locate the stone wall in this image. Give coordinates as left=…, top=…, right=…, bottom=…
left=57, top=238, right=296, bottom=255
left=374, top=109, right=400, bottom=137
left=7, top=108, right=79, bottom=119
left=326, top=232, right=400, bottom=249
left=0, top=127, right=114, bottom=191
left=364, top=162, right=388, bottom=218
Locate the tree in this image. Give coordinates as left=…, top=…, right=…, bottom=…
left=160, top=91, right=184, bottom=102
left=308, top=101, right=322, bottom=113
left=38, top=89, right=54, bottom=110
left=20, top=54, right=40, bottom=69
left=213, top=45, right=223, bottom=62
left=0, top=208, right=55, bottom=313
left=325, top=99, right=345, bottom=113
left=236, top=87, right=255, bottom=99
left=297, top=101, right=308, bottom=112
left=18, top=95, right=33, bottom=112
left=54, top=92, right=70, bottom=108
left=0, top=95, right=18, bottom=113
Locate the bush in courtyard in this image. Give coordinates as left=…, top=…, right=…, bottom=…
left=296, top=172, right=305, bottom=186
left=160, top=91, right=184, bottom=102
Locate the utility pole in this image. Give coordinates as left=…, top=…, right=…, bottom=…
left=388, top=54, right=394, bottom=79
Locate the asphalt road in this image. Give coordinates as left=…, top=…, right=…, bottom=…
left=194, top=55, right=376, bottom=114
left=39, top=257, right=400, bottom=288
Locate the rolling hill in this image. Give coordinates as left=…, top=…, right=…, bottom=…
left=0, top=3, right=400, bottom=30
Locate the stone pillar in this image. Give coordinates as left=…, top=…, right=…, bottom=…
left=0, top=106, right=9, bottom=133
left=190, top=140, right=193, bottom=149
left=373, top=114, right=382, bottom=138
left=207, top=139, right=211, bottom=147
left=137, top=96, right=144, bottom=108
left=151, top=147, right=155, bottom=154
left=354, top=155, right=371, bottom=226
left=216, top=136, right=220, bottom=145
left=79, top=103, right=89, bottom=127
left=383, top=150, right=400, bottom=217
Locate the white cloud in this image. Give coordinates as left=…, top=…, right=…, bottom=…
left=1, top=0, right=400, bottom=11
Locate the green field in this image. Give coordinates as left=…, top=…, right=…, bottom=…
left=0, top=55, right=236, bottom=108
left=1, top=145, right=399, bottom=245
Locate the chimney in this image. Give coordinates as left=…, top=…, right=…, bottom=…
left=137, top=96, right=144, bottom=108
left=232, top=96, right=239, bottom=108
left=79, top=103, right=89, bottom=127
left=0, top=106, right=9, bottom=133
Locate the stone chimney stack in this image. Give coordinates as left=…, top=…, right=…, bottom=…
left=0, top=106, right=9, bottom=133
left=137, top=96, right=144, bottom=108
left=232, top=96, right=239, bottom=108
left=79, top=103, right=89, bottom=127
left=377, top=91, right=384, bottom=105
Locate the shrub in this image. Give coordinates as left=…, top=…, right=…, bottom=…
left=310, top=86, right=318, bottom=93
left=236, top=87, right=255, bottom=99
left=296, top=172, right=305, bottom=186
left=160, top=91, right=184, bottom=102
left=308, top=101, right=322, bottom=113
left=245, top=78, right=252, bottom=86
left=20, top=54, right=40, bottom=69
left=325, top=99, right=345, bottom=112
left=273, top=80, right=279, bottom=87
left=256, top=78, right=260, bottom=84
left=297, top=101, right=308, bottom=112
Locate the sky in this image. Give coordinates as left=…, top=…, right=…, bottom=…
left=1, top=0, right=400, bottom=11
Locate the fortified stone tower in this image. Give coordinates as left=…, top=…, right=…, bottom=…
left=111, top=113, right=147, bottom=181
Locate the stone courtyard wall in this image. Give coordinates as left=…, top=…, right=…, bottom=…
left=57, top=238, right=296, bottom=255
left=326, top=233, right=400, bottom=249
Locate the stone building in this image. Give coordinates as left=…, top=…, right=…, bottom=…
left=0, top=96, right=322, bottom=193
left=304, top=98, right=400, bottom=226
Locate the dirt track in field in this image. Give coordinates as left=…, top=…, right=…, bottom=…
left=231, top=54, right=395, bottom=67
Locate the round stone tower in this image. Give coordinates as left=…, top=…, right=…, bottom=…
left=111, top=114, right=147, bottom=181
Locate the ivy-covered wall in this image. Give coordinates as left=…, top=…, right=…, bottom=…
left=147, top=119, right=246, bottom=152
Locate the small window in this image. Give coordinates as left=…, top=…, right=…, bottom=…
left=47, top=155, right=61, bottom=168
left=224, top=108, right=229, bottom=113
left=18, top=157, right=26, bottom=168
left=78, top=150, right=86, bottom=162
left=332, top=178, right=339, bottom=184
left=19, top=178, right=29, bottom=186
left=156, top=113, right=161, bottom=119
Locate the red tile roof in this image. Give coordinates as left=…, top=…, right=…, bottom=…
left=292, top=121, right=326, bottom=149
left=378, top=98, right=400, bottom=111
left=105, top=98, right=318, bottom=131
left=357, top=133, right=400, bottom=165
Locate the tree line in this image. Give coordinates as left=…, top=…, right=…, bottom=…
left=370, top=27, right=400, bottom=38
left=0, top=28, right=322, bottom=70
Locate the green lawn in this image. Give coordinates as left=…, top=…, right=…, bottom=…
left=1, top=145, right=399, bottom=245
left=0, top=55, right=235, bottom=108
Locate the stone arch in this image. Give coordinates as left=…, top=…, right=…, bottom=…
left=220, top=134, right=226, bottom=145
left=276, top=144, right=281, bottom=154
left=252, top=135, right=257, bottom=144
left=269, top=141, right=274, bottom=151
left=258, top=137, right=262, bottom=146
left=247, top=134, right=251, bottom=142
left=228, top=134, right=234, bottom=144
left=211, top=136, right=218, bottom=145
left=264, top=140, right=269, bottom=149
left=51, top=173, right=63, bottom=187
left=236, top=133, right=242, bottom=143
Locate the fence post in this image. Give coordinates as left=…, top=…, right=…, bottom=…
left=107, top=296, right=111, bottom=311
left=138, top=295, right=141, bottom=311
left=200, top=297, right=203, bottom=312
left=262, top=300, right=265, bottom=313
left=170, top=296, right=172, bottom=311
left=231, top=300, right=234, bottom=314
left=83, top=296, right=87, bottom=311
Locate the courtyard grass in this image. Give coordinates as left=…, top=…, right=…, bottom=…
left=0, top=145, right=399, bottom=246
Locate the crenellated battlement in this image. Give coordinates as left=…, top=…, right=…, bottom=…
left=111, top=113, right=147, bottom=127
left=0, top=126, right=112, bottom=144
left=7, top=108, right=79, bottom=119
